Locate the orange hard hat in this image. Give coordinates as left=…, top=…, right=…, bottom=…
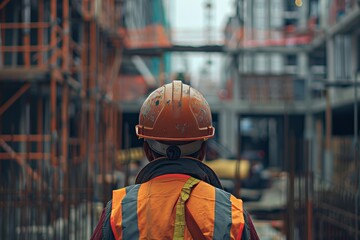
left=136, top=80, right=215, bottom=141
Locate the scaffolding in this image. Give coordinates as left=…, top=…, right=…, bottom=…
left=0, top=0, right=124, bottom=238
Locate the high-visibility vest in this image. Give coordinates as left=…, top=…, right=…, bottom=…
left=110, top=174, right=245, bottom=239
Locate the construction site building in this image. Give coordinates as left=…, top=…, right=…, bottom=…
left=223, top=0, right=360, bottom=239
left=1, top=0, right=360, bottom=239
left=0, top=0, right=170, bottom=239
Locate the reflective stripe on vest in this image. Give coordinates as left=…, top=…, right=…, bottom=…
left=110, top=174, right=245, bottom=239
left=214, top=188, right=232, bottom=239
left=111, top=185, right=140, bottom=240
left=122, top=185, right=141, bottom=239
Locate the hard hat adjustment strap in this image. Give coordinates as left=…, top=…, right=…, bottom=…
left=146, top=139, right=203, bottom=157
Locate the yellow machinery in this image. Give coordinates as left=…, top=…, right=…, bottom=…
left=117, top=148, right=251, bottom=180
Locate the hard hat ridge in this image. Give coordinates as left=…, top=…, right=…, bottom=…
left=136, top=80, right=215, bottom=141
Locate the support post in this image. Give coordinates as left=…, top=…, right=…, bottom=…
left=23, top=0, right=31, bottom=67
left=62, top=0, right=70, bottom=71
left=50, top=0, right=57, bottom=66
left=37, top=0, right=44, bottom=67
left=324, top=37, right=334, bottom=182
left=50, top=75, right=57, bottom=166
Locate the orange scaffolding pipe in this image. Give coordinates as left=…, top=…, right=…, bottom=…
left=0, top=45, right=50, bottom=51
left=0, top=139, right=47, bottom=187
left=0, top=0, right=10, bottom=10
left=0, top=22, right=50, bottom=29
left=0, top=152, right=50, bottom=160
left=50, top=75, right=57, bottom=166
left=62, top=0, right=70, bottom=71
left=0, top=134, right=50, bottom=142
left=0, top=83, right=31, bottom=116
left=50, top=0, right=57, bottom=66
left=38, top=0, right=44, bottom=66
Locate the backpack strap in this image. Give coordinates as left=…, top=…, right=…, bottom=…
left=185, top=205, right=207, bottom=240
left=173, top=177, right=201, bottom=240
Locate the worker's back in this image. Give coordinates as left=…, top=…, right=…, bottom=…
left=91, top=82, right=259, bottom=240
left=110, top=174, right=245, bottom=239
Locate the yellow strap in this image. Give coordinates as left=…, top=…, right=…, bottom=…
left=173, top=177, right=201, bottom=240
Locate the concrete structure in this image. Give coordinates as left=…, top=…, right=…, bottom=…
left=223, top=0, right=360, bottom=239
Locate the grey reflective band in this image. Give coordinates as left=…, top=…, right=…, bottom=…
left=122, top=184, right=140, bottom=239
left=146, top=139, right=203, bottom=156
left=214, top=188, right=232, bottom=239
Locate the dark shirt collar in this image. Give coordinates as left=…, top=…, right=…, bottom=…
left=135, top=157, right=224, bottom=189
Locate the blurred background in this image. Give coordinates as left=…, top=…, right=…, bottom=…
left=0, top=0, right=360, bottom=239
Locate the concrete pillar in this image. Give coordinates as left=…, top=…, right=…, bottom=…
left=268, top=118, right=279, bottom=167
left=233, top=55, right=241, bottom=101
left=324, top=37, right=335, bottom=182
left=314, top=118, right=324, bottom=176
left=351, top=32, right=359, bottom=81
left=219, top=109, right=238, bottom=156
left=219, top=55, right=240, bottom=156
left=299, top=53, right=314, bottom=168
left=319, top=0, right=330, bottom=29
left=298, top=0, right=309, bottom=30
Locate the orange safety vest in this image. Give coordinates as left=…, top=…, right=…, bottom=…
left=110, top=174, right=245, bottom=239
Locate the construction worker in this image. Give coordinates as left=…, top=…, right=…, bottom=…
left=91, top=80, right=259, bottom=239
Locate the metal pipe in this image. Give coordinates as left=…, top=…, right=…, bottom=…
left=62, top=0, right=70, bottom=71
left=0, top=152, right=50, bottom=160
left=61, top=83, right=69, bottom=172
left=82, top=0, right=93, bottom=20
left=124, top=123, right=130, bottom=187
left=36, top=88, right=44, bottom=235
left=0, top=0, right=10, bottom=10
left=50, top=75, right=57, bottom=166
left=0, top=134, right=50, bottom=142
left=23, top=0, right=31, bottom=67
left=38, top=0, right=44, bottom=67
left=0, top=14, right=3, bottom=67
left=354, top=51, right=359, bottom=240
left=0, top=139, right=46, bottom=187
left=1, top=45, right=51, bottom=51
left=0, top=22, right=51, bottom=29
left=50, top=0, right=57, bottom=66
left=351, top=29, right=360, bottom=240
left=91, top=20, right=99, bottom=231
left=61, top=82, right=70, bottom=237
left=11, top=3, right=19, bottom=67
left=0, top=83, right=31, bottom=116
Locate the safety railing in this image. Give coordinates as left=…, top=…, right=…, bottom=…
left=237, top=75, right=302, bottom=103
left=0, top=134, right=51, bottom=160
left=313, top=173, right=359, bottom=239
left=0, top=22, right=56, bottom=68
left=224, top=24, right=315, bottom=49
left=172, top=28, right=225, bottom=46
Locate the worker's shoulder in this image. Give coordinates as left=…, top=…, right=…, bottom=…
left=196, top=181, right=243, bottom=202
left=112, top=184, right=141, bottom=196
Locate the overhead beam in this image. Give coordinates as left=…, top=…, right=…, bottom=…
left=0, top=68, right=49, bottom=81
left=123, top=44, right=312, bottom=56
left=123, top=44, right=224, bottom=56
